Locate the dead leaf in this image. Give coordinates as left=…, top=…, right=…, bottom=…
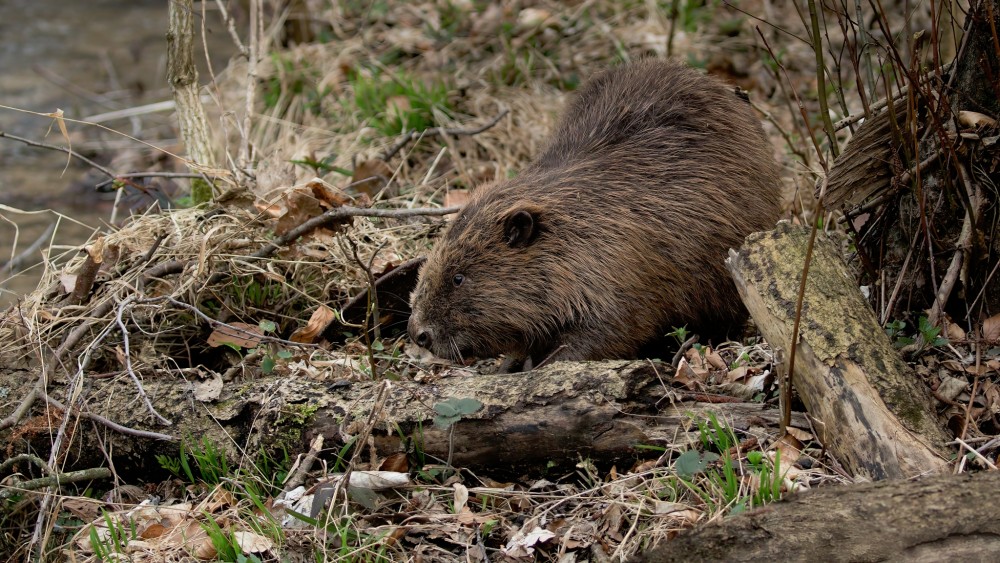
left=352, top=158, right=394, bottom=197
left=937, top=376, right=968, bottom=401
left=276, top=189, right=324, bottom=236
left=982, top=313, right=1000, bottom=342
left=943, top=317, right=967, bottom=341
left=379, top=452, right=409, bottom=473
left=959, top=110, right=998, bottom=129
left=234, top=531, right=274, bottom=555
left=59, top=273, right=77, bottom=293
left=63, top=498, right=101, bottom=522
left=942, top=360, right=992, bottom=376
left=444, top=189, right=470, bottom=211
left=193, top=372, right=223, bottom=402
left=207, top=322, right=263, bottom=349
left=726, top=365, right=749, bottom=383
left=307, top=178, right=351, bottom=207
left=673, top=358, right=703, bottom=389
left=453, top=483, right=469, bottom=513
left=290, top=305, right=336, bottom=343
left=784, top=426, right=814, bottom=442
left=705, top=349, right=727, bottom=370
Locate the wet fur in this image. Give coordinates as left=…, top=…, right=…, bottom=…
left=408, top=59, right=782, bottom=367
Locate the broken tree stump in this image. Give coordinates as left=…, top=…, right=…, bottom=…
left=726, top=222, right=951, bottom=479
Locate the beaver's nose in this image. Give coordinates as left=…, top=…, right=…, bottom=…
left=408, top=318, right=432, bottom=349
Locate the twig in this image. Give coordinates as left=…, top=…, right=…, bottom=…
left=0, top=467, right=113, bottom=500
left=954, top=437, right=998, bottom=470
left=927, top=164, right=980, bottom=327
left=0, top=454, right=52, bottom=475
left=671, top=334, right=700, bottom=369
left=379, top=110, right=509, bottom=161
left=214, top=0, right=248, bottom=55
left=0, top=222, right=55, bottom=277
left=282, top=434, right=324, bottom=494
left=115, top=296, right=172, bottom=425
left=94, top=172, right=212, bottom=191
left=0, top=131, right=116, bottom=179
left=43, top=395, right=176, bottom=442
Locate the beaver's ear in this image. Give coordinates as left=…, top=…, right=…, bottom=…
left=503, top=208, right=539, bottom=248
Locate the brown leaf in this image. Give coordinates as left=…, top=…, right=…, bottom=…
left=307, top=178, right=351, bottom=208
left=379, top=452, right=410, bottom=473
left=959, top=110, right=998, bottom=129
left=983, top=313, right=1000, bottom=342
left=207, top=322, right=263, bottom=349
left=275, top=189, right=324, bottom=236
left=290, top=305, right=336, bottom=344
left=726, top=365, right=749, bottom=383
left=705, top=349, right=727, bottom=370
left=443, top=189, right=470, bottom=210
left=352, top=158, right=394, bottom=197
left=62, top=498, right=101, bottom=522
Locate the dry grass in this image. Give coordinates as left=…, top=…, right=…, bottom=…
left=0, top=0, right=979, bottom=560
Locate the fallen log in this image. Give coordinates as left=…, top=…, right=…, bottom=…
left=725, top=222, right=951, bottom=479
left=636, top=470, right=1000, bottom=562
left=0, top=361, right=806, bottom=476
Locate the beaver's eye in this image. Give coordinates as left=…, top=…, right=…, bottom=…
left=453, top=274, right=465, bottom=287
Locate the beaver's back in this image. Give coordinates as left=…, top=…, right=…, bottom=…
left=408, top=60, right=782, bottom=366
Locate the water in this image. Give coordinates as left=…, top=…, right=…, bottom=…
left=0, top=0, right=234, bottom=305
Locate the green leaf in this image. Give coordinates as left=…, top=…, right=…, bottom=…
left=675, top=450, right=717, bottom=478
left=261, top=356, right=276, bottom=374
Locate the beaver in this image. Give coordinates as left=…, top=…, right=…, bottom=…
left=408, top=59, right=782, bottom=370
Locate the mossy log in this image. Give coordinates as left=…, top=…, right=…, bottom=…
left=636, top=471, right=1000, bottom=562
left=0, top=361, right=807, bottom=476
left=725, top=222, right=951, bottom=479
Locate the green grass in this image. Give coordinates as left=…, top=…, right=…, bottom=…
left=350, top=70, right=452, bottom=136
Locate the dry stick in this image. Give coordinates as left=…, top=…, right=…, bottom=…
left=0, top=131, right=116, bottom=179
left=783, top=177, right=829, bottom=433
left=927, top=163, right=981, bottom=328
left=832, top=62, right=954, bottom=132
left=0, top=467, right=113, bottom=500
left=282, top=434, right=324, bottom=494
left=42, top=395, right=176, bottom=442
left=0, top=222, right=55, bottom=276
left=379, top=110, right=509, bottom=162
left=93, top=172, right=212, bottom=191
left=0, top=454, right=52, bottom=475
left=114, top=296, right=172, bottom=425
left=808, top=0, right=839, bottom=157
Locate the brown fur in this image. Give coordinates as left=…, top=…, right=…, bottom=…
left=408, top=59, right=782, bottom=367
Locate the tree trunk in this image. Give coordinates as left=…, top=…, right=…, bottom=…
left=167, top=0, right=216, bottom=203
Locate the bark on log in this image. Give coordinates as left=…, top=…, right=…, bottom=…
left=0, top=361, right=807, bottom=475
left=726, top=222, right=951, bottom=479
left=635, top=470, right=1000, bottom=562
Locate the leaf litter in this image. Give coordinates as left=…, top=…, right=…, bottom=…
left=3, top=0, right=980, bottom=560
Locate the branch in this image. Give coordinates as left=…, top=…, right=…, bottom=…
left=380, top=110, right=509, bottom=161
left=0, top=131, right=116, bottom=179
